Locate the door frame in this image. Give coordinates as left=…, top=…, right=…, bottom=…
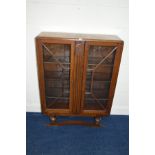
left=36, top=37, right=75, bottom=114
left=81, top=41, right=124, bottom=115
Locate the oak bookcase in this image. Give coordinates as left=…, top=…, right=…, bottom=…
left=36, top=32, right=124, bottom=127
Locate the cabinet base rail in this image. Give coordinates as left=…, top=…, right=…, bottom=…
left=48, top=116, right=102, bottom=127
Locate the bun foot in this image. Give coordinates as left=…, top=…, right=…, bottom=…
left=50, top=116, right=56, bottom=123
left=95, top=117, right=101, bottom=126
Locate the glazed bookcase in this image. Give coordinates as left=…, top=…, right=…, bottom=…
left=36, top=32, right=124, bottom=127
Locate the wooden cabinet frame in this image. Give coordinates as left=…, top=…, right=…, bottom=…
left=36, top=32, right=124, bottom=127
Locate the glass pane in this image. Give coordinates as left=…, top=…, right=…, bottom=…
left=42, top=43, right=71, bottom=109
left=84, top=45, right=116, bottom=110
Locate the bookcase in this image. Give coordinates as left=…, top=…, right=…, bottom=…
left=36, top=32, right=124, bottom=127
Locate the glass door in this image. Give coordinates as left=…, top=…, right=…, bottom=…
left=82, top=42, right=118, bottom=112
left=41, top=41, right=74, bottom=111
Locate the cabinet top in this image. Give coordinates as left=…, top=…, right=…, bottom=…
left=36, top=32, right=123, bottom=43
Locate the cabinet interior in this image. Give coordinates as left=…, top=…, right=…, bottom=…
left=84, top=45, right=116, bottom=110
left=43, top=43, right=71, bottom=109
left=42, top=43, right=117, bottom=111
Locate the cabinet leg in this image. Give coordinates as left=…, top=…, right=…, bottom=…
left=95, top=117, right=101, bottom=126
left=50, top=116, right=56, bottom=123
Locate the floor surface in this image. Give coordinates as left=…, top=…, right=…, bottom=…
left=26, top=112, right=129, bottom=155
